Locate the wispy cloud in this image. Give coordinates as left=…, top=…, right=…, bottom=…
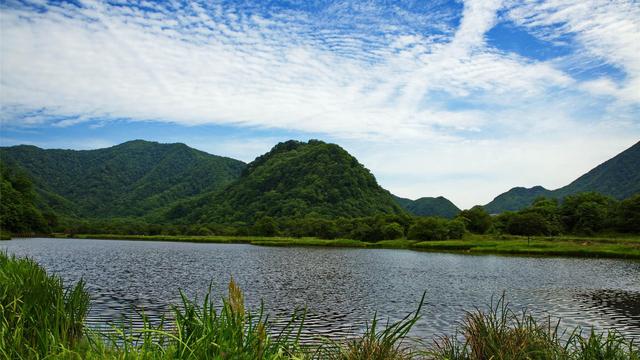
left=1, top=0, right=638, bottom=207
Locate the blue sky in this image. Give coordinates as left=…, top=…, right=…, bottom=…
left=1, top=0, right=639, bottom=208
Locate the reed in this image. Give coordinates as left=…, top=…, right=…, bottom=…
left=82, top=278, right=307, bottom=359
left=2, top=253, right=638, bottom=359
left=427, top=294, right=639, bottom=360
left=0, top=252, right=90, bottom=359
left=317, top=293, right=425, bottom=360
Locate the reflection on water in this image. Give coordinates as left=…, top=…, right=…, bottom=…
left=579, top=289, right=640, bottom=332
left=2, top=238, right=639, bottom=342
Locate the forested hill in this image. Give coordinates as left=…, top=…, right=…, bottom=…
left=0, top=140, right=245, bottom=218
left=393, top=195, right=460, bottom=218
left=483, top=186, right=552, bottom=214
left=484, top=141, right=640, bottom=213
left=166, top=140, right=406, bottom=223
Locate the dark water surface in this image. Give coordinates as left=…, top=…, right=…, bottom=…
left=3, top=238, right=639, bottom=342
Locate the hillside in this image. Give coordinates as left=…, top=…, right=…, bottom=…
left=393, top=195, right=461, bottom=218
left=483, top=186, right=552, bottom=214
left=0, top=160, right=51, bottom=233
left=0, top=140, right=245, bottom=218
left=167, top=140, right=406, bottom=223
left=484, top=141, right=640, bottom=213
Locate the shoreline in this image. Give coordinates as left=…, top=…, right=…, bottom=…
left=22, top=233, right=637, bottom=260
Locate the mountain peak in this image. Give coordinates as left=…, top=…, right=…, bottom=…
left=171, top=139, right=404, bottom=223
left=485, top=141, right=640, bottom=213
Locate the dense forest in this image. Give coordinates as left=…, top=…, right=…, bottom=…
left=0, top=161, right=53, bottom=235
left=484, top=141, right=640, bottom=213
left=0, top=140, right=245, bottom=218
left=1, top=139, right=638, bottom=240
left=393, top=195, right=460, bottom=218
left=164, top=140, right=405, bottom=224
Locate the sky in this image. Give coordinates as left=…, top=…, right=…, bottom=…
left=1, top=0, right=639, bottom=209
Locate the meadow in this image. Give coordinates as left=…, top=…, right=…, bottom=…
left=58, top=233, right=640, bottom=260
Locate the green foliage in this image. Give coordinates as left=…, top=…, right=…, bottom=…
left=393, top=196, right=461, bottom=218
left=0, top=252, right=90, bottom=358
left=506, top=212, right=552, bottom=237
left=446, top=219, right=466, bottom=239
left=457, top=206, right=492, bottom=234
left=171, top=140, right=405, bottom=224
left=3, top=254, right=639, bottom=359
left=320, top=293, right=425, bottom=360
left=428, top=294, right=639, bottom=360
left=0, top=140, right=245, bottom=219
left=560, top=192, right=613, bottom=235
left=0, top=161, right=50, bottom=234
left=382, top=223, right=405, bottom=240
left=483, top=186, right=552, bottom=214
left=252, top=216, right=279, bottom=236
left=484, top=141, right=640, bottom=213
left=408, top=217, right=451, bottom=241
left=616, top=194, right=640, bottom=233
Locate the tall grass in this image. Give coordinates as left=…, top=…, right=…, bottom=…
left=318, top=293, right=425, bottom=360
left=2, top=253, right=638, bottom=359
left=82, top=278, right=308, bottom=359
left=427, top=294, right=639, bottom=360
left=0, top=252, right=90, bottom=359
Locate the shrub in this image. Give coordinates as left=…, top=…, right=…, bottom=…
left=0, top=252, right=90, bottom=358
left=447, top=220, right=466, bottom=239
left=408, top=218, right=450, bottom=241
left=382, top=223, right=405, bottom=240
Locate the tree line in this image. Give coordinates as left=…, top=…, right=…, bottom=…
left=2, top=158, right=638, bottom=240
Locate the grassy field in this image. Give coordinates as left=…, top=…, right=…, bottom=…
left=49, top=233, right=640, bottom=259
left=2, top=252, right=638, bottom=359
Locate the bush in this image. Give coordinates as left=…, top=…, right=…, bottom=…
left=429, top=294, right=640, bottom=360
left=457, top=206, right=492, bottom=234
left=0, top=252, right=90, bottom=358
left=382, top=223, right=405, bottom=240
left=408, top=217, right=450, bottom=241
left=447, top=219, right=466, bottom=239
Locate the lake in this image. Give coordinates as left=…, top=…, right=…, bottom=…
left=2, top=237, right=639, bottom=342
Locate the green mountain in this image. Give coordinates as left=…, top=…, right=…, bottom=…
left=167, top=140, right=406, bottom=223
left=483, top=186, right=552, bottom=214
left=484, top=141, right=640, bottom=213
left=0, top=161, right=51, bottom=233
left=393, top=195, right=460, bottom=218
left=0, top=140, right=245, bottom=218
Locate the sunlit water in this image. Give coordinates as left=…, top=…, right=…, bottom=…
left=3, top=238, right=639, bottom=342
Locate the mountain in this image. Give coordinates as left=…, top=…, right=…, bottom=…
left=0, top=140, right=245, bottom=218
left=167, top=140, right=406, bottom=223
left=484, top=141, right=640, bottom=213
left=483, top=186, right=552, bottom=214
left=0, top=161, right=50, bottom=233
left=393, top=195, right=461, bottom=218
left=553, top=141, right=640, bottom=199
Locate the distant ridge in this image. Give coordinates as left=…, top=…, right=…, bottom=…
left=484, top=141, right=640, bottom=213
left=0, top=140, right=245, bottom=218
left=393, top=195, right=460, bottom=218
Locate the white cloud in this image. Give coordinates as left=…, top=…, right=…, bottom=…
left=1, top=0, right=638, bottom=207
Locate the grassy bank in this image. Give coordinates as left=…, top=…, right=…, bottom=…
left=1, top=252, right=638, bottom=359
left=55, top=233, right=640, bottom=259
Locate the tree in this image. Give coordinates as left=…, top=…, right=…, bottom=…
left=616, top=194, right=640, bottom=233
left=447, top=219, right=466, bottom=239
left=382, top=223, right=404, bottom=240
left=507, top=212, right=549, bottom=238
left=560, top=192, right=613, bottom=234
left=408, top=217, right=450, bottom=241
left=252, top=216, right=278, bottom=236
left=457, top=206, right=492, bottom=234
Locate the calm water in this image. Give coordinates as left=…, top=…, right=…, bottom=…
left=3, top=238, right=640, bottom=342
